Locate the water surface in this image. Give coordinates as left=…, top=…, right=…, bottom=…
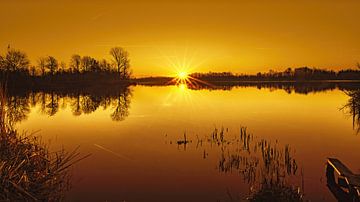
left=13, top=85, right=360, bottom=201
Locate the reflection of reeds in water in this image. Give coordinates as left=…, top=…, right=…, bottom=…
left=217, top=127, right=298, bottom=187
left=342, top=90, right=360, bottom=134
left=0, top=86, right=89, bottom=201
left=172, top=126, right=303, bottom=201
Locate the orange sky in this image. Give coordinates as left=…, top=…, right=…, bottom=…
left=1, top=0, right=360, bottom=76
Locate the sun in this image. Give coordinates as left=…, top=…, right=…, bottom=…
left=177, top=71, right=188, bottom=80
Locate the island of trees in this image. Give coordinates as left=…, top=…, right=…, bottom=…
left=0, top=46, right=132, bottom=90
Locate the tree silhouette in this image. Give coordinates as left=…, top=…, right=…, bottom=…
left=29, top=66, right=36, bottom=76
left=0, top=49, right=29, bottom=71
left=109, top=47, right=130, bottom=79
left=99, top=59, right=111, bottom=72
left=59, top=62, right=67, bottom=73
left=45, top=56, right=58, bottom=75
left=81, top=56, right=99, bottom=72
left=0, top=55, right=4, bottom=71
left=37, top=57, right=47, bottom=76
left=70, top=54, right=81, bottom=73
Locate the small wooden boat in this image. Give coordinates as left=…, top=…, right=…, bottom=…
left=326, top=158, right=360, bottom=201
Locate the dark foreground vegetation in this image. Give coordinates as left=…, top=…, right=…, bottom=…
left=0, top=86, right=89, bottom=200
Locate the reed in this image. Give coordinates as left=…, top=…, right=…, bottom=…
left=170, top=126, right=303, bottom=201
left=249, top=183, right=302, bottom=202
left=0, top=84, right=89, bottom=201
left=343, top=90, right=360, bottom=134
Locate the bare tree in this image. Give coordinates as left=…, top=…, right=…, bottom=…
left=37, top=57, right=47, bottom=76
left=58, top=62, right=66, bottom=74
left=109, top=47, right=130, bottom=79
left=70, top=54, right=81, bottom=73
left=0, top=55, right=4, bottom=70
left=29, top=66, right=36, bottom=76
left=81, top=56, right=99, bottom=72
left=81, top=56, right=90, bottom=72
left=99, top=59, right=111, bottom=72
left=46, top=56, right=58, bottom=75
left=1, top=49, right=30, bottom=71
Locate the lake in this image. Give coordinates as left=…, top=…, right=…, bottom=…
left=11, top=84, right=360, bottom=201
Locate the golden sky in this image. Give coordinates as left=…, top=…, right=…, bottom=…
left=1, top=0, right=360, bottom=76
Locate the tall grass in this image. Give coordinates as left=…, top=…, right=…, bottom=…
left=0, top=84, right=89, bottom=201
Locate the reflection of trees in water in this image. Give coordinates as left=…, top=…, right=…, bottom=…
left=44, top=92, right=60, bottom=116
left=342, top=90, right=360, bottom=134
left=0, top=86, right=88, bottom=201
left=4, top=87, right=132, bottom=125
left=5, top=96, right=30, bottom=127
left=70, top=91, right=132, bottom=121
left=186, top=81, right=360, bottom=95
left=110, top=90, right=131, bottom=121
left=171, top=127, right=302, bottom=201
left=80, top=95, right=101, bottom=114
left=71, top=94, right=82, bottom=116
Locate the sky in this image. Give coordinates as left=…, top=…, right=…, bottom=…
left=1, top=0, right=360, bottom=76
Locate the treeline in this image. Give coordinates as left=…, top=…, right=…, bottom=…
left=190, top=66, right=360, bottom=81
left=0, top=46, right=132, bottom=88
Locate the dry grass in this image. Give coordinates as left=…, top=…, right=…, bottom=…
left=0, top=84, right=89, bottom=201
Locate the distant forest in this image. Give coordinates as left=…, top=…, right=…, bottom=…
left=189, top=66, right=360, bottom=82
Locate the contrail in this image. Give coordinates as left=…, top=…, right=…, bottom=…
left=94, top=144, right=132, bottom=161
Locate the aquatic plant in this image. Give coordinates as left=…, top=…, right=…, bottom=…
left=248, top=183, right=302, bottom=202
left=342, top=89, right=360, bottom=134
left=0, top=85, right=89, bottom=201
left=171, top=126, right=303, bottom=201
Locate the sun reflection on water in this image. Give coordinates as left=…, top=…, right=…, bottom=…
left=178, top=83, right=187, bottom=91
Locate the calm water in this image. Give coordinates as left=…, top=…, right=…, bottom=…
left=13, top=85, right=360, bottom=201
